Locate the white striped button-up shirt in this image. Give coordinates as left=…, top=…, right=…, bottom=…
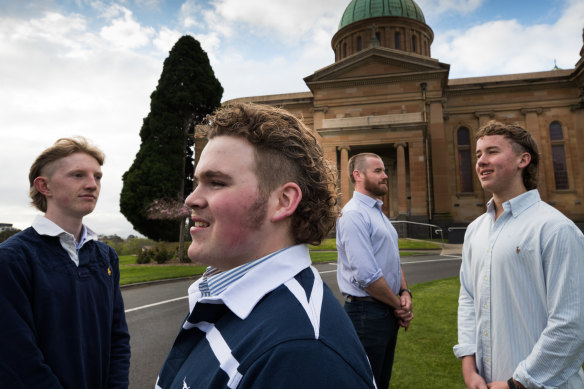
left=454, top=190, right=584, bottom=388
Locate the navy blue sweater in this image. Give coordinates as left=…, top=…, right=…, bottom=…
left=156, top=264, right=375, bottom=389
left=0, top=228, right=130, bottom=388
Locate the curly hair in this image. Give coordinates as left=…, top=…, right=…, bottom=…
left=476, top=120, right=539, bottom=190
left=204, top=103, right=338, bottom=245
left=29, top=137, right=105, bottom=212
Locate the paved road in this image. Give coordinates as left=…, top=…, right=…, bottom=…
left=122, top=252, right=462, bottom=389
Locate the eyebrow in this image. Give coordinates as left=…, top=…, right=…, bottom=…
left=193, top=170, right=232, bottom=184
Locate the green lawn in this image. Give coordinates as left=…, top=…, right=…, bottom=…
left=390, top=277, right=465, bottom=388
left=119, top=238, right=440, bottom=284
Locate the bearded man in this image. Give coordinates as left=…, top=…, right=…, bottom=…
left=336, top=152, right=413, bottom=389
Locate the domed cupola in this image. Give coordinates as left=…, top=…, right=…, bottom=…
left=332, top=0, right=434, bottom=61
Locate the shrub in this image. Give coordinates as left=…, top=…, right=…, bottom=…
left=136, top=249, right=152, bottom=264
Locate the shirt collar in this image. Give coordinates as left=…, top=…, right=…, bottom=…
left=32, top=215, right=98, bottom=246
left=486, top=189, right=541, bottom=219
left=187, top=244, right=311, bottom=320
left=353, top=190, right=383, bottom=209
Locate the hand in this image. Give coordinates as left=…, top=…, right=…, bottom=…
left=487, top=381, right=510, bottom=389
left=464, top=371, right=488, bottom=389
left=400, top=293, right=412, bottom=312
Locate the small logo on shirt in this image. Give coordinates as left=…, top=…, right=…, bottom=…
left=516, top=246, right=520, bottom=254
left=107, top=266, right=112, bottom=276
left=182, top=378, right=190, bottom=389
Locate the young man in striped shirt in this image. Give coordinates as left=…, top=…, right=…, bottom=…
left=156, top=103, right=376, bottom=389
left=454, top=121, right=584, bottom=388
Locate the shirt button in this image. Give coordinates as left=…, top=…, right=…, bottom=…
left=483, top=331, right=488, bottom=337
left=483, top=304, right=488, bottom=309
left=485, top=357, right=490, bottom=363
left=484, top=276, right=489, bottom=281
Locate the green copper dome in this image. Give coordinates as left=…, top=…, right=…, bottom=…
left=338, top=0, right=426, bottom=30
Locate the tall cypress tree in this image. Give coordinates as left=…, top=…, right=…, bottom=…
left=120, top=35, right=223, bottom=242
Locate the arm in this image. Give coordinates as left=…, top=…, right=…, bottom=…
left=462, top=355, right=488, bottom=389
left=513, top=223, right=584, bottom=387
left=106, top=249, right=131, bottom=389
left=238, top=340, right=376, bottom=389
left=394, top=267, right=413, bottom=329
left=364, top=276, right=401, bottom=309
left=338, top=210, right=398, bottom=303
left=453, top=233, right=483, bottom=380
left=0, top=248, right=64, bottom=388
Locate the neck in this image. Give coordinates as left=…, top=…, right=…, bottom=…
left=492, top=187, right=528, bottom=219
left=355, top=186, right=376, bottom=200
left=44, top=211, right=84, bottom=241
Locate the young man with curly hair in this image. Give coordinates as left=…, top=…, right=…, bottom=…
left=0, top=137, right=130, bottom=388
left=156, top=103, right=376, bottom=389
left=454, top=121, right=584, bottom=389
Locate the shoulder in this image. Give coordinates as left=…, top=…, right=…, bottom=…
left=0, top=228, right=46, bottom=262
left=239, top=338, right=374, bottom=388
left=524, top=201, right=581, bottom=236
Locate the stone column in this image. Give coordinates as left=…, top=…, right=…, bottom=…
left=338, top=146, right=351, bottom=208
left=521, top=108, right=546, bottom=197
left=428, top=98, right=450, bottom=218
left=395, top=142, right=408, bottom=217
left=408, top=141, right=427, bottom=218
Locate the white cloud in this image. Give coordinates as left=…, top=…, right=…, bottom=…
left=99, top=4, right=155, bottom=50
left=153, top=27, right=183, bottom=53
left=0, top=9, right=162, bottom=237
left=432, top=0, right=584, bottom=77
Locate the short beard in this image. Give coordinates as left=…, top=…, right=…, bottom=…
left=365, top=181, right=388, bottom=197
left=246, top=193, right=268, bottom=230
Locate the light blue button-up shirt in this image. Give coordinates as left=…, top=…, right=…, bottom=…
left=336, top=190, right=401, bottom=297
left=454, top=190, right=584, bottom=388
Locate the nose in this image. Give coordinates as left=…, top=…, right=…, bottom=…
left=85, top=176, right=99, bottom=190
left=476, top=153, right=487, bottom=166
left=185, top=186, right=205, bottom=209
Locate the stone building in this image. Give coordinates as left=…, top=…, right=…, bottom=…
left=223, top=0, right=584, bottom=237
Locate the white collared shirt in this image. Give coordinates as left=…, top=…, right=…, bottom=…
left=454, top=190, right=584, bottom=387
left=32, top=215, right=98, bottom=266
left=187, top=244, right=312, bottom=320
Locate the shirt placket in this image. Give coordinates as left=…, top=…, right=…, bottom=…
left=478, top=210, right=509, bottom=382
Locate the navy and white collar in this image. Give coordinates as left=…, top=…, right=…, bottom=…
left=188, top=244, right=311, bottom=320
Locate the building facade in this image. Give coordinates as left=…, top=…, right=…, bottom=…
left=224, top=0, right=584, bottom=237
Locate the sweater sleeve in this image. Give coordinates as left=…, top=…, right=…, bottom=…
left=237, top=339, right=376, bottom=389
left=0, top=246, right=64, bottom=388
left=105, top=247, right=131, bottom=389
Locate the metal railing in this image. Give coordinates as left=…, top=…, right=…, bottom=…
left=390, top=220, right=444, bottom=246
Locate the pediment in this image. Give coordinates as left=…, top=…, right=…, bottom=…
left=305, top=47, right=448, bottom=84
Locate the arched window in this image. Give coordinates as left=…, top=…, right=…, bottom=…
left=457, top=127, right=473, bottom=193
left=357, top=36, right=362, bottom=51
left=411, top=35, right=417, bottom=53
left=375, top=32, right=381, bottom=44
left=549, top=121, right=569, bottom=189
left=343, top=42, right=347, bottom=57
left=394, top=32, right=401, bottom=49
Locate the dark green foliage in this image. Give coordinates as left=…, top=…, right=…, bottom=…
left=120, top=35, right=223, bottom=241
left=0, top=228, right=21, bottom=243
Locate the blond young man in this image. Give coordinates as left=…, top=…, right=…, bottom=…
left=0, top=137, right=130, bottom=388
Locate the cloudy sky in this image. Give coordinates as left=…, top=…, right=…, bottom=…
left=1, top=0, right=583, bottom=238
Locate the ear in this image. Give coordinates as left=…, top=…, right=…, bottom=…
left=269, top=182, right=302, bottom=222
left=33, top=176, right=51, bottom=197
left=518, top=152, right=531, bottom=169
left=352, top=169, right=361, bottom=182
